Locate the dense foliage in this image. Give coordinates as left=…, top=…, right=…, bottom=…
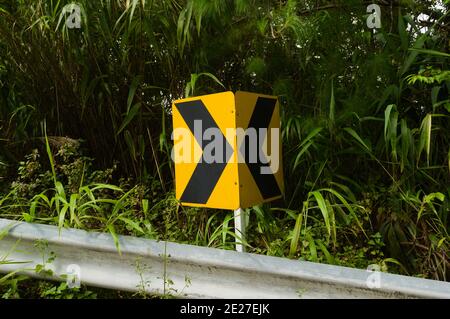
left=0, top=0, right=449, bottom=291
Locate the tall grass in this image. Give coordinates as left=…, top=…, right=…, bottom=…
left=0, top=0, right=448, bottom=280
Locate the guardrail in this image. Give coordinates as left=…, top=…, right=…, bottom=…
left=0, top=218, right=449, bottom=298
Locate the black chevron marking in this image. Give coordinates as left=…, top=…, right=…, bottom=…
left=241, top=97, right=281, bottom=199
left=175, top=100, right=233, bottom=204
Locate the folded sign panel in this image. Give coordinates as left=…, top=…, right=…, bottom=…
left=172, top=91, right=283, bottom=210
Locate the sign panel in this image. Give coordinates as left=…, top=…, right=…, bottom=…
left=235, top=91, right=284, bottom=209
left=172, top=91, right=283, bottom=210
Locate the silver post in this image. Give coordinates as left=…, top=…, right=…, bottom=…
left=234, top=208, right=247, bottom=252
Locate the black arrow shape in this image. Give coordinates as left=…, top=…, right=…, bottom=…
left=175, top=100, right=233, bottom=204
left=241, top=97, right=281, bottom=200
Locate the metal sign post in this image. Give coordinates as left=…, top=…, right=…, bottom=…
left=234, top=208, right=247, bottom=252
left=171, top=91, right=284, bottom=253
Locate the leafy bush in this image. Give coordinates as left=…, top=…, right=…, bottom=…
left=0, top=0, right=448, bottom=283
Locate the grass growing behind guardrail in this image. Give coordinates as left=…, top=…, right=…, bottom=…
left=0, top=1, right=448, bottom=295
left=0, top=130, right=447, bottom=283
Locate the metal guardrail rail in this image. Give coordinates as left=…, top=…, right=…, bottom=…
left=0, top=218, right=449, bottom=298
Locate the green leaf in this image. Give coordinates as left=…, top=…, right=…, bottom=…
left=329, top=81, right=335, bottom=127
left=408, top=48, right=450, bottom=58
left=390, top=109, right=398, bottom=161
left=90, top=183, right=123, bottom=192
left=448, top=148, right=450, bottom=174
left=117, top=215, right=144, bottom=234
left=107, top=224, right=121, bottom=255
left=384, top=104, right=396, bottom=142
left=401, top=35, right=426, bottom=75
left=289, top=206, right=304, bottom=257
left=117, top=102, right=142, bottom=135
left=382, top=258, right=408, bottom=273
left=417, top=114, right=432, bottom=166
left=424, top=192, right=445, bottom=203
left=309, top=191, right=330, bottom=237
left=344, top=128, right=371, bottom=152
left=326, top=199, right=336, bottom=247
left=69, top=193, right=79, bottom=225
left=305, top=232, right=317, bottom=262
left=44, top=128, right=57, bottom=185
left=328, top=182, right=356, bottom=202
left=29, top=201, right=37, bottom=220
left=142, top=199, right=149, bottom=214
left=185, top=72, right=225, bottom=97
left=317, top=240, right=335, bottom=264
left=184, top=82, right=192, bottom=98
left=55, top=182, right=67, bottom=203
left=127, top=76, right=143, bottom=114
left=398, top=13, right=408, bottom=51
left=437, top=237, right=446, bottom=248
left=246, top=57, right=266, bottom=76
left=293, top=140, right=313, bottom=169
left=198, top=72, right=225, bottom=89
left=400, top=119, right=410, bottom=172
left=292, top=127, right=323, bottom=168
left=319, top=188, right=366, bottom=237
left=129, top=0, right=139, bottom=24
left=177, top=3, right=193, bottom=54
left=58, top=205, right=69, bottom=233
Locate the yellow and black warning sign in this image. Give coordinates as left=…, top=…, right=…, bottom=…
left=172, top=91, right=283, bottom=210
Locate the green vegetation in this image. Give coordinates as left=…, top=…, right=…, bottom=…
left=0, top=0, right=449, bottom=297
left=0, top=277, right=136, bottom=299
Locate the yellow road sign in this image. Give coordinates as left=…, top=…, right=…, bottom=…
left=235, top=91, right=284, bottom=209
left=172, top=91, right=283, bottom=210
